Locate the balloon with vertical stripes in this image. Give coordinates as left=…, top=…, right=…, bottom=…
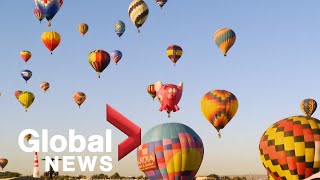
left=213, top=28, right=236, bottom=56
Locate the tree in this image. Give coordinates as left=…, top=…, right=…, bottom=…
left=208, top=174, right=220, bottom=179
left=111, top=172, right=121, bottom=179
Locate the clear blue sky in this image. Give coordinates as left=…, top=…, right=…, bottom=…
left=0, top=0, right=320, bottom=177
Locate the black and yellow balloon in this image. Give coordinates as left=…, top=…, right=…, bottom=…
left=213, top=28, right=236, bottom=56
left=128, top=0, right=149, bottom=33
left=300, top=98, right=317, bottom=117
left=18, top=91, right=35, bottom=112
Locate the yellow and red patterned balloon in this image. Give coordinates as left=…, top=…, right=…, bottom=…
left=78, top=23, right=89, bottom=37
left=73, top=92, right=86, bottom=108
left=300, top=98, right=317, bottom=117
left=259, top=114, right=320, bottom=180
left=200, top=90, right=238, bottom=137
left=88, top=50, right=111, bottom=78
left=20, top=50, right=32, bottom=63
left=147, top=84, right=156, bottom=100
left=213, top=28, right=236, bottom=56
left=166, top=45, right=183, bottom=66
left=42, top=31, right=61, bottom=54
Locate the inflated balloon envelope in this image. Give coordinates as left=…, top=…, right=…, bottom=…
left=259, top=100, right=320, bottom=180
left=137, top=123, right=204, bottom=180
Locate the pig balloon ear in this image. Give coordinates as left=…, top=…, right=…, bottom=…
left=178, top=82, right=183, bottom=90
left=154, top=81, right=163, bottom=92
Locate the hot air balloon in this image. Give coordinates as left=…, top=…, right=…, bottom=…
left=14, top=90, right=22, bottom=99
left=300, top=98, right=317, bottom=117
left=137, top=123, right=204, bottom=180
left=88, top=50, right=110, bottom=78
left=73, top=92, right=86, bottom=108
left=115, top=20, right=126, bottom=38
left=40, top=82, right=50, bottom=92
left=200, top=90, right=238, bottom=138
left=110, top=50, right=122, bottom=65
left=24, top=134, right=32, bottom=142
left=128, top=0, right=149, bottom=33
left=167, top=45, right=183, bottom=66
left=213, top=28, right=236, bottom=56
left=78, top=23, right=89, bottom=37
left=147, top=84, right=156, bottom=100
left=34, top=7, right=44, bottom=23
left=42, top=31, right=61, bottom=54
left=21, top=70, right=32, bottom=83
left=18, top=91, right=35, bottom=112
left=259, top=105, right=320, bottom=180
left=20, top=50, right=32, bottom=63
left=154, top=81, right=183, bottom=118
left=155, top=0, right=167, bottom=9
left=0, top=159, right=8, bottom=170
left=35, top=0, right=63, bottom=26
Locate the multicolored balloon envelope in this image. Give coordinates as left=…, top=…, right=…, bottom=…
left=18, top=91, right=35, bottom=112
left=0, top=159, right=8, bottom=170
left=73, top=92, right=86, bottom=108
left=259, top=115, right=320, bottom=180
left=147, top=84, right=156, bottom=100
left=110, top=50, right=122, bottom=65
left=40, top=82, right=50, bottom=92
left=200, top=90, right=238, bottom=138
left=128, top=0, right=149, bottom=33
left=20, top=50, right=32, bottom=63
left=213, top=28, right=236, bottom=56
left=34, top=7, right=44, bottom=23
left=78, top=23, right=89, bottom=37
left=115, top=20, right=126, bottom=38
left=42, top=31, right=61, bottom=54
left=137, top=123, right=204, bottom=180
left=166, top=45, right=183, bottom=66
left=88, top=50, right=110, bottom=78
left=35, top=0, right=63, bottom=26
left=300, top=98, right=317, bottom=117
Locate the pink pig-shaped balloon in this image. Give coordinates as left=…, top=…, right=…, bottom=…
left=154, top=81, right=183, bottom=117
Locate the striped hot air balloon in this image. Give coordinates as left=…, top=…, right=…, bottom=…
left=200, top=90, right=238, bottom=138
left=110, top=50, right=122, bottom=65
left=259, top=115, right=320, bottom=180
left=20, top=50, right=32, bottom=63
left=166, top=45, right=183, bottom=66
left=18, top=91, right=35, bottom=112
left=40, top=82, right=50, bottom=92
left=115, top=20, right=126, bottom=38
left=137, top=123, right=204, bottom=180
left=78, top=23, right=89, bottom=37
left=213, top=28, right=236, bottom=56
left=155, top=0, right=167, bottom=9
left=300, top=98, right=317, bottom=117
left=128, top=0, right=149, bottom=33
left=73, top=92, right=86, bottom=108
left=147, top=84, right=156, bottom=100
left=34, top=7, right=44, bottom=23
left=88, top=50, right=110, bottom=78
left=41, top=31, right=61, bottom=54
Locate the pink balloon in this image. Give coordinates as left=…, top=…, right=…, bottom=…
left=154, top=81, right=183, bottom=117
